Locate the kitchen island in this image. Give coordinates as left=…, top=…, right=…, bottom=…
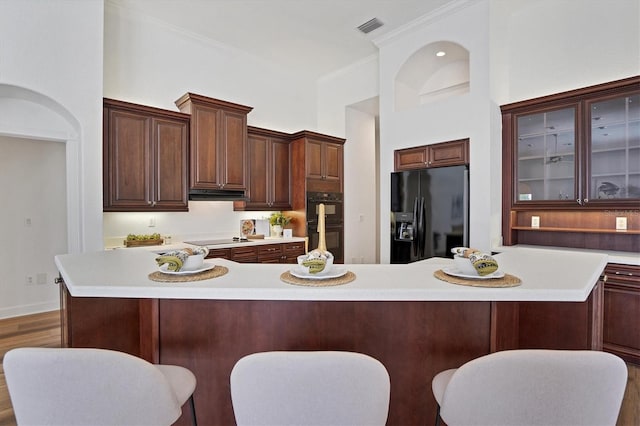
left=55, top=248, right=607, bottom=425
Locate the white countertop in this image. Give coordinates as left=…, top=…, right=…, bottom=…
left=493, top=244, right=640, bottom=266
left=107, top=237, right=307, bottom=251
left=55, top=247, right=608, bottom=302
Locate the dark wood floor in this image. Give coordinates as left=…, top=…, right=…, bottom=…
left=0, top=310, right=638, bottom=426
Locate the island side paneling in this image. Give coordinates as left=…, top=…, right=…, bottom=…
left=157, top=299, right=492, bottom=426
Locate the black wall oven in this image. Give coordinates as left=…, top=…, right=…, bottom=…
left=306, top=192, right=344, bottom=263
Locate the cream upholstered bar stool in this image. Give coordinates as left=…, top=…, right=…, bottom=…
left=4, top=347, right=197, bottom=426
left=230, top=351, right=391, bottom=425
left=431, top=349, right=628, bottom=426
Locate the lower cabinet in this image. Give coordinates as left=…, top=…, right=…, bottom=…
left=205, top=241, right=305, bottom=264
left=603, top=263, right=640, bottom=365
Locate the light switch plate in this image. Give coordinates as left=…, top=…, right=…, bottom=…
left=531, top=216, right=540, bottom=228
left=616, top=217, right=627, bottom=231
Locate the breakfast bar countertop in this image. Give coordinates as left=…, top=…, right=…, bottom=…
left=55, top=247, right=607, bottom=302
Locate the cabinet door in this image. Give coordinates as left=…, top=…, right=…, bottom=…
left=270, top=138, right=291, bottom=209
left=104, top=109, right=152, bottom=209
left=153, top=118, right=188, bottom=210
left=586, top=92, right=640, bottom=204
left=395, top=146, right=428, bottom=171
left=190, top=104, right=220, bottom=189
left=514, top=105, right=578, bottom=204
left=246, top=134, right=270, bottom=208
left=428, top=139, right=469, bottom=167
left=323, top=142, right=343, bottom=184
left=305, top=139, right=324, bottom=180
left=603, top=263, right=640, bottom=364
left=220, top=110, right=247, bottom=190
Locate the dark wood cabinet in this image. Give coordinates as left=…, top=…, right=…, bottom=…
left=205, top=242, right=305, bottom=264
left=501, top=77, right=640, bottom=252
left=175, top=93, right=253, bottom=192
left=291, top=131, right=345, bottom=193
left=234, top=126, right=291, bottom=211
left=603, top=263, right=640, bottom=365
left=394, top=139, right=469, bottom=171
left=103, top=98, right=189, bottom=212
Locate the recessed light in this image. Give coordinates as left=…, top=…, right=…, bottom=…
left=436, top=51, right=446, bottom=57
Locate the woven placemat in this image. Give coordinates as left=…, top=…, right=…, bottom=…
left=434, top=269, right=521, bottom=288
left=148, top=265, right=229, bottom=283
left=280, top=271, right=356, bottom=287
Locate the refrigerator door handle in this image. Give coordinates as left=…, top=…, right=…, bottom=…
left=418, top=197, right=425, bottom=258
left=411, top=197, right=420, bottom=257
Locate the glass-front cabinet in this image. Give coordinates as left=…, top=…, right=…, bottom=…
left=587, top=93, right=639, bottom=202
left=515, top=105, right=577, bottom=202
left=504, top=78, right=640, bottom=208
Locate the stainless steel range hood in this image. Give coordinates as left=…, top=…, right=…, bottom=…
left=188, top=188, right=248, bottom=201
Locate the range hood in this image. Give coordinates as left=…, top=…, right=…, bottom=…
left=188, top=188, right=248, bottom=201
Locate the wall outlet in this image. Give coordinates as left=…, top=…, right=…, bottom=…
left=25, top=275, right=34, bottom=285
left=616, top=217, right=627, bottom=231
left=531, top=216, right=540, bottom=228
left=36, top=273, right=47, bottom=285
left=149, top=216, right=156, bottom=227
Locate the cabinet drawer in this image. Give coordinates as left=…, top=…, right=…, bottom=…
left=283, top=242, right=305, bottom=255
left=258, top=244, right=283, bottom=262
left=605, top=263, right=640, bottom=287
left=205, top=248, right=230, bottom=260
left=231, top=246, right=258, bottom=263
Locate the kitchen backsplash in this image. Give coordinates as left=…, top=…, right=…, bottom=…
left=103, top=201, right=276, bottom=248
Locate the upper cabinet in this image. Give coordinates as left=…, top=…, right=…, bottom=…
left=290, top=131, right=345, bottom=193
left=175, top=93, right=253, bottom=193
left=103, top=98, right=189, bottom=212
left=502, top=76, right=639, bottom=209
left=501, top=77, right=640, bottom=252
left=233, top=126, right=292, bottom=211
left=394, top=139, right=469, bottom=171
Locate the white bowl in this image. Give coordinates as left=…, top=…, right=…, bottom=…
left=182, top=254, right=204, bottom=271
left=297, top=253, right=334, bottom=274
left=453, top=255, right=478, bottom=276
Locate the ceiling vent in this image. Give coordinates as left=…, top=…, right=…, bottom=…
left=357, top=18, right=384, bottom=34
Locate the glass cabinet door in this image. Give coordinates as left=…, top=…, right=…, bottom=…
left=515, top=106, right=576, bottom=202
left=588, top=93, right=640, bottom=201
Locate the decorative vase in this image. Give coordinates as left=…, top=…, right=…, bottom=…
left=271, top=224, right=283, bottom=237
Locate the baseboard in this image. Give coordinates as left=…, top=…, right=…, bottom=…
left=0, top=301, right=60, bottom=320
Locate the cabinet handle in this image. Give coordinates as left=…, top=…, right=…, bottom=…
left=614, top=271, right=634, bottom=277
left=576, top=199, right=582, bottom=205
left=428, top=161, right=432, bottom=165
left=583, top=198, right=589, bottom=204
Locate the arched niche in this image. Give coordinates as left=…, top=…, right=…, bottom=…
left=394, top=41, right=470, bottom=111
left=0, top=84, right=83, bottom=253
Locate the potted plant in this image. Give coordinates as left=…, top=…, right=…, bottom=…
left=269, top=212, right=291, bottom=237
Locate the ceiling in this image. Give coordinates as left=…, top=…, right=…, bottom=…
left=108, top=0, right=458, bottom=79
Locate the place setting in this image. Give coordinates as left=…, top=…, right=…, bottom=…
left=434, top=247, right=521, bottom=288
left=280, top=204, right=355, bottom=287
left=149, top=247, right=228, bottom=282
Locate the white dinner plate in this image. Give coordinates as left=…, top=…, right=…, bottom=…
left=290, top=267, right=348, bottom=280
left=159, top=262, right=215, bottom=275
left=442, top=267, right=505, bottom=280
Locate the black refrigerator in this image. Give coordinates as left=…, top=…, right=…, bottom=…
left=390, top=165, right=469, bottom=263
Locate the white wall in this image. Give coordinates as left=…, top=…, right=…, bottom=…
left=0, top=0, right=103, bottom=317
left=102, top=1, right=322, bottom=241
left=318, top=0, right=640, bottom=263
left=344, top=106, right=378, bottom=264
left=491, top=0, right=640, bottom=104
left=0, top=137, right=67, bottom=318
